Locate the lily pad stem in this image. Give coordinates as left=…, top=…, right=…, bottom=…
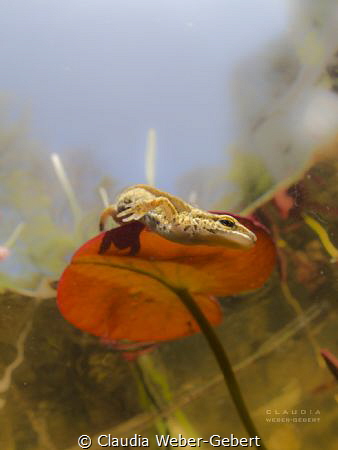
left=75, top=258, right=266, bottom=448
left=175, top=288, right=266, bottom=450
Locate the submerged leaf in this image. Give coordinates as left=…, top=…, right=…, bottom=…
left=57, top=214, right=276, bottom=342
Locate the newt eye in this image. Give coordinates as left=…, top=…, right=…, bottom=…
left=219, top=219, right=235, bottom=228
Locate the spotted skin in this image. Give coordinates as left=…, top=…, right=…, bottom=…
left=99, top=184, right=257, bottom=249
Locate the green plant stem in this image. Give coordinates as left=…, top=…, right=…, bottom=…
left=76, top=259, right=266, bottom=447
left=175, top=288, right=266, bottom=450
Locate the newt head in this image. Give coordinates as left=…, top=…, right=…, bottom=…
left=199, top=213, right=257, bottom=249
left=168, top=212, right=257, bottom=249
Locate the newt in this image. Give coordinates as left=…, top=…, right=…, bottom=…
left=99, top=184, right=257, bottom=249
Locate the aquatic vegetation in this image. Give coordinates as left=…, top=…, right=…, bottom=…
left=145, top=128, right=157, bottom=187
left=0, top=105, right=118, bottom=297
left=0, top=222, right=24, bottom=263
left=320, top=349, right=338, bottom=380
left=1, top=140, right=337, bottom=449
left=237, top=137, right=338, bottom=377
left=0, top=100, right=336, bottom=449
left=273, top=188, right=295, bottom=219
left=303, top=214, right=338, bottom=262
left=219, top=150, right=275, bottom=212
left=0, top=319, right=32, bottom=409
left=57, top=209, right=275, bottom=447
left=57, top=216, right=275, bottom=342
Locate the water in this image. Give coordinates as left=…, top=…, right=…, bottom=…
left=0, top=1, right=337, bottom=449
left=0, top=150, right=337, bottom=449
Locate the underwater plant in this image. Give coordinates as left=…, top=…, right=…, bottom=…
left=57, top=204, right=276, bottom=447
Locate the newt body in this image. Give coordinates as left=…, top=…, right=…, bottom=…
left=100, top=184, right=256, bottom=249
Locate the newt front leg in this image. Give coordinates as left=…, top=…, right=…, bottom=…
left=117, top=197, right=177, bottom=222
left=99, top=197, right=177, bottom=230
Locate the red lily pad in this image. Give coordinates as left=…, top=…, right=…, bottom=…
left=57, top=214, right=276, bottom=342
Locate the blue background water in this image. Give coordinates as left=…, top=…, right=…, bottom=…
left=0, top=0, right=287, bottom=192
